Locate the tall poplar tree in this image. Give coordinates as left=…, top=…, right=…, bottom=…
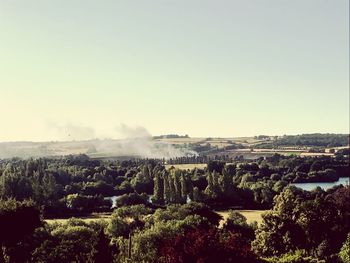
left=152, top=172, right=164, bottom=205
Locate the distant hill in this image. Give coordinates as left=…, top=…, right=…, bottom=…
left=0, top=134, right=348, bottom=159
left=153, top=134, right=189, bottom=139
left=254, top=133, right=349, bottom=148
left=0, top=138, right=196, bottom=159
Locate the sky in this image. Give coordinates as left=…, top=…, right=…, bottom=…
left=0, top=0, right=349, bottom=141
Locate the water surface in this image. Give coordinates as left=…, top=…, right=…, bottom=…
left=292, top=177, right=349, bottom=191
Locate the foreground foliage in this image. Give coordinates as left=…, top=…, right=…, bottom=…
left=253, top=186, right=350, bottom=262
left=0, top=153, right=349, bottom=262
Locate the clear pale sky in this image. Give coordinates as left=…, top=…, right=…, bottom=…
left=0, top=0, right=349, bottom=141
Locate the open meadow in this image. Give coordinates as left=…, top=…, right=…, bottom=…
left=216, top=210, right=265, bottom=227
left=45, top=213, right=110, bottom=224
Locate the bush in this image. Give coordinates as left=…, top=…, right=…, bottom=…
left=339, top=233, right=350, bottom=263
left=115, top=193, right=149, bottom=207
left=264, top=250, right=324, bottom=263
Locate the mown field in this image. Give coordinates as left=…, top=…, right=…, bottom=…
left=216, top=210, right=265, bottom=227
left=156, top=136, right=262, bottom=148
left=45, top=213, right=110, bottom=224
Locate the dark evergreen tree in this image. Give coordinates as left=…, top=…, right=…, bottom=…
left=163, top=171, right=171, bottom=204
left=172, top=170, right=183, bottom=203
left=0, top=199, right=42, bottom=263
left=152, top=172, right=164, bottom=205
left=92, top=229, right=113, bottom=263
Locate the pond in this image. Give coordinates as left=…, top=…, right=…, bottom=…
left=292, top=177, right=349, bottom=191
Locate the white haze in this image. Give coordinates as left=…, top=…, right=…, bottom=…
left=0, top=124, right=198, bottom=159
left=92, top=124, right=198, bottom=158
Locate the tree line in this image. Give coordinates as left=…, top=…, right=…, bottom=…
left=0, top=154, right=348, bottom=218
left=0, top=184, right=349, bottom=262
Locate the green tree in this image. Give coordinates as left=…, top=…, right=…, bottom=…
left=219, top=168, right=233, bottom=195
left=130, top=165, right=153, bottom=194
left=152, top=172, right=164, bottom=205
left=205, top=172, right=220, bottom=199
left=92, top=229, right=113, bottom=263
left=33, top=223, right=97, bottom=263
left=0, top=199, right=42, bottom=263
left=0, top=172, right=33, bottom=200
left=181, top=173, right=193, bottom=202
left=106, top=215, right=130, bottom=238
left=170, top=170, right=182, bottom=204
left=193, top=186, right=201, bottom=202
left=339, top=233, right=350, bottom=263
left=252, top=187, right=306, bottom=256
left=163, top=171, right=171, bottom=204
left=252, top=186, right=348, bottom=259
left=223, top=211, right=255, bottom=242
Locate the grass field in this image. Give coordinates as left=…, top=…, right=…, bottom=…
left=164, top=163, right=207, bottom=170
left=45, top=213, right=110, bottom=224
left=157, top=137, right=261, bottom=148
left=216, top=210, right=266, bottom=227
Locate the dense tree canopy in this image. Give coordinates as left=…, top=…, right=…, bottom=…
left=0, top=153, right=348, bottom=262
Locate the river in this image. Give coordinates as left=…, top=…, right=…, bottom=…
left=292, top=177, right=349, bottom=191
